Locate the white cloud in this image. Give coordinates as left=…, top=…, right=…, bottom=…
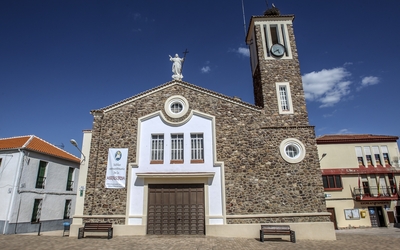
left=237, top=47, right=249, bottom=57
left=336, top=129, right=351, bottom=134
left=133, top=13, right=141, bottom=20
left=361, top=76, right=380, bottom=87
left=302, top=67, right=352, bottom=108
left=201, top=66, right=211, bottom=73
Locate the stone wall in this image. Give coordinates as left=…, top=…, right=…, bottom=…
left=83, top=81, right=328, bottom=224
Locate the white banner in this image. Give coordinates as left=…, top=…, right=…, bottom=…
left=105, top=148, right=128, bottom=188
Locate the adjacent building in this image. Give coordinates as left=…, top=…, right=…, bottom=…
left=317, top=134, right=400, bottom=229
left=0, top=135, right=80, bottom=234
left=71, top=7, right=336, bottom=240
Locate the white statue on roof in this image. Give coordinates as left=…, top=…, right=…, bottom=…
left=169, top=54, right=184, bottom=80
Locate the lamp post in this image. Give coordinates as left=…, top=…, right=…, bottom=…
left=70, top=139, right=86, bottom=164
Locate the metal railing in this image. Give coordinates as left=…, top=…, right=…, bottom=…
left=353, top=186, right=397, bottom=198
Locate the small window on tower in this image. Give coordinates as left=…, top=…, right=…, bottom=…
left=275, top=82, right=293, bottom=114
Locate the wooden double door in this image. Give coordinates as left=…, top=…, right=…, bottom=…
left=147, top=184, right=205, bottom=235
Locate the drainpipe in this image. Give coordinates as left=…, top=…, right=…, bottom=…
left=3, top=149, right=24, bottom=234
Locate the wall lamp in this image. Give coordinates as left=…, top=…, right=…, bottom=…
left=70, top=139, right=86, bottom=164
left=319, top=153, right=327, bottom=162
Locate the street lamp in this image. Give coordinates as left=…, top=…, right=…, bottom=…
left=70, top=139, right=86, bottom=164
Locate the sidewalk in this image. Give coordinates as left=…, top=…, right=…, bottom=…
left=2, top=227, right=400, bottom=250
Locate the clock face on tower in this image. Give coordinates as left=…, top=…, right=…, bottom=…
left=270, top=43, right=285, bottom=57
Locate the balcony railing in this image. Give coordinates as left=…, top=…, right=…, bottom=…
left=353, top=186, right=398, bottom=200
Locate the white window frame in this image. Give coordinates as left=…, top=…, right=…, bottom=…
left=151, top=134, right=164, bottom=162
left=275, top=82, right=293, bottom=114
left=164, top=95, right=189, bottom=119
left=279, top=138, right=306, bottom=163
left=171, top=134, right=184, bottom=162
left=257, top=20, right=293, bottom=60
left=191, top=133, right=204, bottom=163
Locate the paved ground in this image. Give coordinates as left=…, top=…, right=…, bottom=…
left=2, top=227, right=400, bottom=250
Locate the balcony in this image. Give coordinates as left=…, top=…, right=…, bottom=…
left=353, top=186, right=398, bottom=201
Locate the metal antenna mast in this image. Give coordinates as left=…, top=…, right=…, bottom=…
left=241, top=0, right=247, bottom=37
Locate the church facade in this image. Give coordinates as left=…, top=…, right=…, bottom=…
left=71, top=9, right=335, bottom=240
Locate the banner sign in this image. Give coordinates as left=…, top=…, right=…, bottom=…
left=105, top=148, right=128, bottom=188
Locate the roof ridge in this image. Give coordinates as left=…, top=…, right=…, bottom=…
left=22, top=135, right=34, bottom=148
left=28, top=136, right=80, bottom=161
left=91, top=80, right=260, bottom=113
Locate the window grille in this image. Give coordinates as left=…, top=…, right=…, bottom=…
left=171, top=134, right=184, bottom=160
left=191, top=134, right=204, bottom=160
left=151, top=135, right=164, bottom=161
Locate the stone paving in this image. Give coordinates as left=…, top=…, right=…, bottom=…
left=1, top=227, right=400, bottom=250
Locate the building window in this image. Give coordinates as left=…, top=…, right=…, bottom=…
left=322, top=175, right=343, bottom=190
left=279, top=138, right=306, bottom=164
left=374, top=154, right=382, bottom=166
left=151, top=134, right=164, bottom=163
left=357, top=157, right=364, bottom=166
left=63, top=200, right=72, bottom=219
left=275, top=82, right=293, bottom=114
left=66, top=167, right=74, bottom=191
left=381, top=146, right=390, bottom=165
left=35, top=161, right=47, bottom=189
left=171, top=134, right=184, bottom=163
left=364, top=147, right=372, bottom=166
left=191, top=134, right=204, bottom=163
left=164, top=95, right=189, bottom=119
left=279, top=86, right=289, bottom=111
left=31, top=199, right=43, bottom=223
left=372, top=146, right=382, bottom=166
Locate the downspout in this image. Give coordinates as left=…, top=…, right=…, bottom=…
left=3, top=149, right=24, bottom=234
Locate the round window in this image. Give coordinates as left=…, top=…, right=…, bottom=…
left=279, top=138, right=306, bottom=163
left=170, top=102, right=183, bottom=114
left=164, top=95, right=189, bottom=118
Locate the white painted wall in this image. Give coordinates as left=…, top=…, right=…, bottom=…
left=0, top=149, right=79, bottom=234
left=128, top=112, right=224, bottom=225
left=0, top=152, right=21, bottom=223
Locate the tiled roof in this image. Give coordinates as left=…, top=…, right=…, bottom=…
left=316, top=134, right=399, bottom=144
left=0, top=135, right=80, bottom=163
left=91, top=80, right=261, bottom=113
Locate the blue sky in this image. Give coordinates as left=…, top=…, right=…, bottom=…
left=1, top=0, right=399, bottom=157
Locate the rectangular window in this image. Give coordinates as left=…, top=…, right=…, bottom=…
left=355, top=147, right=364, bottom=166
left=151, top=134, right=164, bottom=163
left=322, top=175, right=343, bottom=190
left=275, top=82, right=293, bottom=114
left=31, top=199, right=43, bottom=223
left=191, top=134, right=204, bottom=163
left=171, top=134, right=184, bottom=163
left=372, top=146, right=382, bottom=166
left=381, top=146, right=390, bottom=165
left=279, top=86, right=289, bottom=111
left=35, top=161, right=47, bottom=189
left=364, top=147, right=372, bottom=166
left=63, top=200, right=72, bottom=219
left=66, top=167, right=74, bottom=191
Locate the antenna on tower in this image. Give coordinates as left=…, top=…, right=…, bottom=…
left=241, top=0, right=246, bottom=37
left=265, top=0, right=269, bottom=8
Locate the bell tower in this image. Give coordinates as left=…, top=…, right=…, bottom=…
left=246, top=6, right=309, bottom=127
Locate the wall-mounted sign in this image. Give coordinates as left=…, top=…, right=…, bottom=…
left=344, top=209, right=360, bottom=220
left=105, top=148, right=128, bottom=188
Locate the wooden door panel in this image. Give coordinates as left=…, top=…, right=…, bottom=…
left=147, top=184, right=204, bottom=235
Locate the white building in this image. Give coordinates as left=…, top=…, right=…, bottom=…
left=0, top=135, right=80, bottom=234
